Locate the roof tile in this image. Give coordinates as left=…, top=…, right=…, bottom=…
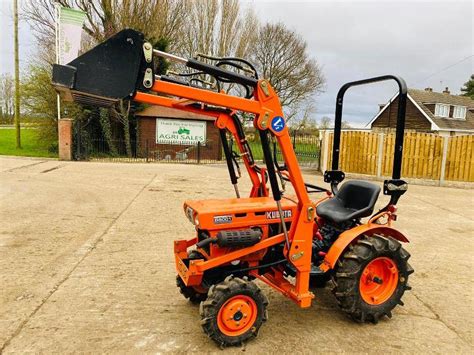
left=408, top=89, right=474, bottom=131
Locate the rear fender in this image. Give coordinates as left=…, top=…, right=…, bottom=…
left=319, top=224, right=409, bottom=272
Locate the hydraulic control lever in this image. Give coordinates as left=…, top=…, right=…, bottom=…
left=153, top=49, right=258, bottom=88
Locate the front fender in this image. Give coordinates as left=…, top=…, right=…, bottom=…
left=319, top=224, right=409, bottom=272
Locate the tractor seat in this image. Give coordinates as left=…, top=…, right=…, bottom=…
left=316, top=180, right=381, bottom=224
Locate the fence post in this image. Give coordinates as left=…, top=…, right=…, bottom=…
left=197, top=141, right=201, bottom=164
left=439, top=136, right=449, bottom=186
left=320, top=130, right=330, bottom=172
left=376, top=133, right=385, bottom=178
left=145, top=139, right=149, bottom=163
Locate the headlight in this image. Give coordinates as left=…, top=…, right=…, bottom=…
left=185, top=206, right=194, bottom=223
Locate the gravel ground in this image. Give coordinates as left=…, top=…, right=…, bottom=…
left=0, top=156, right=473, bottom=353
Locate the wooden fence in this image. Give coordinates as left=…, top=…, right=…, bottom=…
left=322, top=131, right=474, bottom=183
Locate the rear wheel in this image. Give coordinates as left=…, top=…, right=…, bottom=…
left=333, top=234, right=413, bottom=323
left=200, top=276, right=268, bottom=347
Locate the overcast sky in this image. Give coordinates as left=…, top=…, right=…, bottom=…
left=1, top=0, right=472, bottom=126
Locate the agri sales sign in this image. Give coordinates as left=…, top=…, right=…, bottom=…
left=156, top=119, right=206, bottom=146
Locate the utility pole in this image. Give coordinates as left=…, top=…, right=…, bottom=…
left=14, top=0, right=21, bottom=148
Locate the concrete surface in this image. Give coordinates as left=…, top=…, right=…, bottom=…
left=0, top=156, right=473, bottom=353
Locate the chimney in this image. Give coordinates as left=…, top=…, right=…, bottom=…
left=424, top=87, right=433, bottom=92
left=443, top=87, right=450, bottom=94
left=378, top=104, right=385, bottom=111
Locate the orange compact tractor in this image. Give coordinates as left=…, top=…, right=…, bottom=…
left=53, top=29, right=413, bottom=347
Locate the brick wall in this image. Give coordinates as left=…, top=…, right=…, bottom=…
left=137, top=117, right=222, bottom=160
left=58, top=119, right=73, bottom=160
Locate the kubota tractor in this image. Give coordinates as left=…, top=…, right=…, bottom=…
left=52, top=29, right=413, bottom=347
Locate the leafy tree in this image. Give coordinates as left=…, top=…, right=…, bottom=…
left=460, top=74, right=474, bottom=99
left=21, top=65, right=82, bottom=149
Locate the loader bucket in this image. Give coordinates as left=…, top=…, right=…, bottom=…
left=52, top=29, right=151, bottom=107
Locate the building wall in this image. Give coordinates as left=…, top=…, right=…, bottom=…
left=137, top=117, right=222, bottom=160
left=372, top=97, right=432, bottom=131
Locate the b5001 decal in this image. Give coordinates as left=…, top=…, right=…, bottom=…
left=213, top=215, right=233, bottom=224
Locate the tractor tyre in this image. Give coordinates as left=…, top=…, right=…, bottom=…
left=176, top=275, right=208, bottom=304
left=333, top=234, right=413, bottom=323
left=200, top=276, right=268, bottom=347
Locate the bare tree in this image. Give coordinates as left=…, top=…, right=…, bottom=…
left=23, top=0, right=189, bottom=152
left=317, top=116, right=352, bottom=130
left=342, top=121, right=352, bottom=129
left=318, top=116, right=332, bottom=129
left=250, top=22, right=325, bottom=120
left=181, top=0, right=257, bottom=59
left=0, top=74, right=15, bottom=124
left=292, top=102, right=317, bottom=131
left=176, top=0, right=259, bottom=95
left=23, top=0, right=189, bottom=53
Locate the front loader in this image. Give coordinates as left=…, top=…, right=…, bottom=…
left=52, top=29, right=414, bottom=347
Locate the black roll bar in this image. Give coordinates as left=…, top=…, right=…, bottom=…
left=324, top=75, right=408, bottom=207
left=332, top=75, right=407, bottom=178
left=324, top=75, right=408, bottom=205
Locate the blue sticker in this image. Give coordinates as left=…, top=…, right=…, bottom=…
left=271, top=116, right=285, bottom=132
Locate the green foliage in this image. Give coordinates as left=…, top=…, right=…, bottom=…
left=21, top=64, right=81, bottom=150
left=99, top=108, right=118, bottom=155
left=0, top=128, right=57, bottom=158
left=460, top=74, right=474, bottom=99
left=0, top=73, right=14, bottom=124
left=153, top=37, right=170, bottom=75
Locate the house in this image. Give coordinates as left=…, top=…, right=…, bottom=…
left=135, top=106, right=222, bottom=161
left=367, top=87, right=474, bottom=136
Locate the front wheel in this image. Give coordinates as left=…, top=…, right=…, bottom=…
left=333, top=234, right=414, bottom=323
left=176, top=275, right=207, bottom=303
left=200, top=276, right=268, bottom=347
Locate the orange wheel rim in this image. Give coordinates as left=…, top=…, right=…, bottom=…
left=217, top=295, right=257, bottom=336
left=360, top=257, right=399, bottom=305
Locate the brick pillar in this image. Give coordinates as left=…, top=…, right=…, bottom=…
left=58, top=118, right=73, bottom=161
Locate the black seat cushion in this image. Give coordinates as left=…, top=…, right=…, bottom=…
left=316, top=180, right=381, bottom=224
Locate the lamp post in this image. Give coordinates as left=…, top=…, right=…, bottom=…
left=13, top=0, right=21, bottom=148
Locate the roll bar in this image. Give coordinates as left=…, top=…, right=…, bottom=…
left=325, top=75, right=408, bottom=204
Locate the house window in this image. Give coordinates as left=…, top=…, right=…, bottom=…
left=434, top=103, right=450, bottom=117
left=452, top=106, right=467, bottom=119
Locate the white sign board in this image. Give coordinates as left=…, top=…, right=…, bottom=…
left=156, top=119, right=207, bottom=145
left=56, top=7, right=86, bottom=64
